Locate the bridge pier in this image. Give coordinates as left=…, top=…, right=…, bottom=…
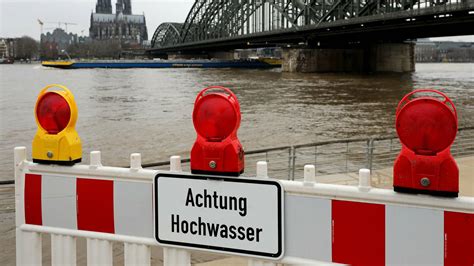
left=282, top=43, right=414, bottom=73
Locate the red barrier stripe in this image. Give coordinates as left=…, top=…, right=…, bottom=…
left=24, top=173, right=42, bottom=225
left=444, top=211, right=474, bottom=266
left=332, top=200, right=385, bottom=266
left=77, top=178, right=114, bottom=233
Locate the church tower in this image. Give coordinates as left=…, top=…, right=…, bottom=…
left=123, top=0, right=132, bottom=15
left=96, top=0, right=112, bottom=14
left=116, top=0, right=123, bottom=14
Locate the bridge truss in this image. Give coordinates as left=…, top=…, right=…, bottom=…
left=151, top=0, right=473, bottom=51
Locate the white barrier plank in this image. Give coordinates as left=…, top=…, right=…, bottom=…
left=284, top=194, right=332, bottom=261
left=164, top=247, right=191, bottom=266
left=18, top=231, right=42, bottom=266
left=124, top=243, right=150, bottom=266
left=51, top=234, right=76, bottom=266
left=386, top=205, right=444, bottom=265
left=114, top=180, right=153, bottom=238
left=42, top=175, right=77, bottom=229
left=87, top=239, right=113, bottom=266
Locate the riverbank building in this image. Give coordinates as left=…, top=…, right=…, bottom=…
left=89, top=0, right=148, bottom=45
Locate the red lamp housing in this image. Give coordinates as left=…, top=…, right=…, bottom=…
left=393, top=89, right=459, bottom=197
left=191, top=86, right=244, bottom=176
left=36, top=92, right=71, bottom=134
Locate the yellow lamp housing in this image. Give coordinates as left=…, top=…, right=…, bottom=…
left=32, top=84, right=82, bottom=165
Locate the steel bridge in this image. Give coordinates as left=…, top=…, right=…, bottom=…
left=149, top=0, right=474, bottom=55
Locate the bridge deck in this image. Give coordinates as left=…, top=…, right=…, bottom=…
left=150, top=1, right=474, bottom=54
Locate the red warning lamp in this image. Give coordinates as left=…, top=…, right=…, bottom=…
left=191, top=86, right=244, bottom=176
left=36, top=92, right=71, bottom=134
left=393, top=89, right=458, bottom=197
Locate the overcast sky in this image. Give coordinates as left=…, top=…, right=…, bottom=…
left=1, top=0, right=473, bottom=42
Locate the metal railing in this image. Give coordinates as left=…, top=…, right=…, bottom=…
left=1, top=127, right=471, bottom=186
left=144, top=127, right=474, bottom=181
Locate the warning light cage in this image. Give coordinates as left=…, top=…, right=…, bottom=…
left=32, top=84, right=82, bottom=165
left=395, top=89, right=458, bottom=155
left=191, top=86, right=245, bottom=176
left=192, top=86, right=241, bottom=141
left=35, top=84, right=79, bottom=134
left=394, top=89, right=459, bottom=197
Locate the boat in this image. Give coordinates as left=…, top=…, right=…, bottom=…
left=0, top=58, right=14, bottom=64
left=41, top=58, right=281, bottom=69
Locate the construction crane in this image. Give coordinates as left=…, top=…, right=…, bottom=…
left=37, top=19, right=44, bottom=35
left=39, top=20, right=78, bottom=32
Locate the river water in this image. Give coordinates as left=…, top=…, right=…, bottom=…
left=0, top=63, right=473, bottom=181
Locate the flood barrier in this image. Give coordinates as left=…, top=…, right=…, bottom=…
left=14, top=147, right=474, bottom=265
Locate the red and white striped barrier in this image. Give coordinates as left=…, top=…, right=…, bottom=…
left=14, top=147, right=474, bottom=266
left=285, top=193, right=473, bottom=265
left=23, top=173, right=153, bottom=238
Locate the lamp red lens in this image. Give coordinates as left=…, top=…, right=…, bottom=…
left=36, top=92, right=71, bottom=134
left=194, top=94, right=237, bottom=141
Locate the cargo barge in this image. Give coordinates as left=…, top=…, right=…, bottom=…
left=41, top=58, right=281, bottom=69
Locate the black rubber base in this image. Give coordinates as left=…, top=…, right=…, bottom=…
left=394, top=186, right=458, bottom=198
left=33, top=158, right=81, bottom=166
left=191, top=169, right=244, bottom=177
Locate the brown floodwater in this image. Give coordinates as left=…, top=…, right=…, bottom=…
left=0, top=63, right=473, bottom=181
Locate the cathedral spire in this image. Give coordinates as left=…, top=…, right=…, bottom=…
left=116, top=0, right=124, bottom=14
left=123, top=0, right=132, bottom=15
left=96, top=0, right=112, bottom=14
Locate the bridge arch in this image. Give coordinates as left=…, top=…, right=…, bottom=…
left=151, top=22, right=183, bottom=48
left=178, top=0, right=308, bottom=44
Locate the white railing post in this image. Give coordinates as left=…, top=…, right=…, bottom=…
left=169, top=155, right=182, bottom=172
left=358, top=168, right=371, bottom=192
left=256, top=161, right=268, bottom=178
left=90, top=151, right=102, bottom=168
left=15, top=146, right=43, bottom=266
left=51, top=234, right=76, bottom=265
left=248, top=161, right=276, bottom=266
left=304, top=164, right=316, bottom=184
left=130, top=153, right=142, bottom=171
left=163, top=156, right=191, bottom=266
left=86, top=151, right=113, bottom=266
left=124, top=153, right=151, bottom=266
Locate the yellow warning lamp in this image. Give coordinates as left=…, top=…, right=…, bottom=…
left=32, top=84, right=82, bottom=165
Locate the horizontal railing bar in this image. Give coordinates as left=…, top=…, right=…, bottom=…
left=21, top=224, right=158, bottom=246
left=25, top=161, right=157, bottom=181
left=2, top=127, right=472, bottom=185
left=281, top=180, right=474, bottom=213
left=109, top=127, right=474, bottom=169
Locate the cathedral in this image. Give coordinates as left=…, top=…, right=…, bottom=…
left=89, top=0, right=148, bottom=44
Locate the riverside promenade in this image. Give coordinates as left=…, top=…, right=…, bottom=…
left=1, top=155, right=472, bottom=265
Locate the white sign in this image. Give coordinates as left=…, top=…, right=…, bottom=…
left=154, top=173, right=284, bottom=259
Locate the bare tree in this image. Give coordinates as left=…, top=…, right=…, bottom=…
left=14, top=36, right=39, bottom=59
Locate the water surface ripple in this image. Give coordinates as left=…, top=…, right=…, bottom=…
left=0, top=63, right=473, bottom=181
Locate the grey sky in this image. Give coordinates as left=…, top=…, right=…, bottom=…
left=1, top=0, right=473, bottom=42
left=0, top=0, right=194, bottom=40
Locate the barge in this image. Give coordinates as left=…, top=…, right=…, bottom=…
left=41, top=58, right=281, bottom=69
